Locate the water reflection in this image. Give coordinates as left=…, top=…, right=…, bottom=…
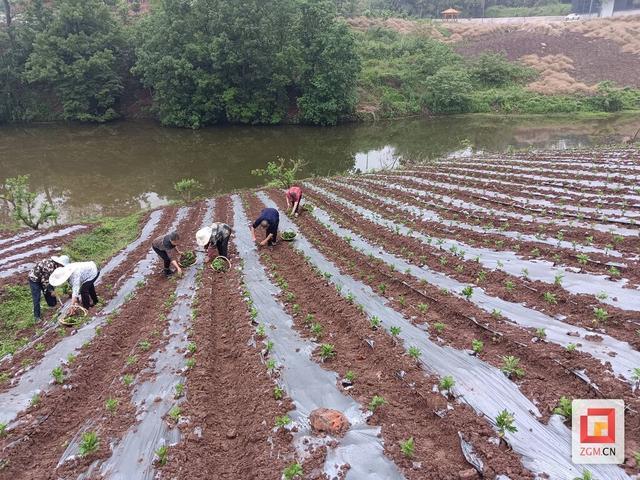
left=0, top=113, right=638, bottom=222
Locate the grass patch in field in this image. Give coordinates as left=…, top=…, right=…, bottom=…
left=0, top=285, right=42, bottom=359
left=63, top=213, right=142, bottom=266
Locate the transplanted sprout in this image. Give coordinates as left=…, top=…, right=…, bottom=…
left=30, top=393, right=41, bottom=407
left=275, top=415, right=292, bottom=429
left=398, top=295, right=407, bottom=307
left=593, top=307, right=609, bottom=324
left=495, top=409, right=517, bottom=438
left=491, top=309, right=502, bottom=319
left=319, top=344, right=336, bottom=361
left=123, top=374, right=134, bottom=386
left=310, top=323, right=323, bottom=337
left=471, top=339, right=483, bottom=354
left=433, top=322, right=445, bottom=334
left=52, top=366, right=64, bottom=385
left=174, top=383, right=185, bottom=399
left=283, top=463, right=303, bottom=480
left=501, top=356, right=524, bottom=379
left=439, top=375, right=455, bottom=396
left=554, top=396, right=572, bottom=420
left=554, top=273, right=564, bottom=286
left=344, top=370, right=356, bottom=383
left=368, top=395, right=387, bottom=412
left=256, top=324, right=266, bottom=337
left=399, top=437, right=415, bottom=458
left=408, top=346, right=422, bottom=361
left=155, top=445, right=169, bottom=466
left=105, top=398, right=118, bottom=414
left=273, top=386, right=284, bottom=400
left=390, top=326, right=401, bottom=337
left=566, top=343, right=577, bottom=353
left=168, top=406, right=182, bottom=422
left=543, top=292, right=558, bottom=305
left=461, top=286, right=473, bottom=300
left=139, top=340, right=151, bottom=351
left=596, top=291, right=608, bottom=300
left=126, top=355, right=138, bottom=366
left=378, top=283, right=387, bottom=294
left=79, top=431, right=100, bottom=457
left=418, top=303, right=429, bottom=314
left=345, top=292, right=354, bottom=304
left=504, top=280, right=515, bottom=293
left=576, top=253, right=589, bottom=265
left=304, top=313, right=314, bottom=325
left=369, top=316, right=381, bottom=330
left=0, top=423, right=7, bottom=438
left=608, top=266, right=620, bottom=277
left=535, top=328, right=547, bottom=339
left=573, top=470, right=594, bottom=480
left=266, top=359, right=277, bottom=373
left=185, top=358, right=196, bottom=369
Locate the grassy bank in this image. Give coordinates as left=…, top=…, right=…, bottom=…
left=355, top=27, right=640, bottom=119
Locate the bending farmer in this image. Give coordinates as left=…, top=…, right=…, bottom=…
left=152, top=230, right=183, bottom=276
left=50, top=261, right=100, bottom=312
left=28, top=254, right=69, bottom=322
left=196, top=222, right=232, bottom=261
left=251, top=208, right=279, bottom=247
left=286, top=186, right=303, bottom=217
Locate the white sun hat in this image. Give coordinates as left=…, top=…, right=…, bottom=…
left=49, top=265, right=75, bottom=287
left=196, top=226, right=213, bottom=247
left=51, top=254, right=70, bottom=266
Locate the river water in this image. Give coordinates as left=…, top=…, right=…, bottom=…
left=0, top=114, right=638, bottom=222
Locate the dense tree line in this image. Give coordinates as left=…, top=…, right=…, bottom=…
left=0, top=0, right=359, bottom=126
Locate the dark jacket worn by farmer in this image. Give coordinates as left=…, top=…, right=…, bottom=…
left=28, top=257, right=66, bottom=321
left=152, top=231, right=182, bottom=276
left=206, top=223, right=232, bottom=259
left=252, top=208, right=279, bottom=246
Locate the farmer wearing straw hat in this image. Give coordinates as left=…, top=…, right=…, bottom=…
left=251, top=208, right=279, bottom=247
left=152, top=230, right=183, bottom=276
left=196, top=222, right=232, bottom=261
left=50, top=261, right=100, bottom=313
left=28, top=254, right=69, bottom=322
left=286, top=186, right=303, bottom=217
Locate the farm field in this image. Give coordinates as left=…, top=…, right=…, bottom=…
left=0, top=148, right=639, bottom=479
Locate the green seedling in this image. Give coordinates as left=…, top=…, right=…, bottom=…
left=185, top=358, right=196, bottom=369
left=501, top=356, right=524, bottom=378
left=139, top=340, right=151, bottom=351
left=292, top=303, right=301, bottom=315
left=155, top=445, right=168, bottom=466
left=30, top=393, right=41, bottom=407
left=378, top=283, right=387, bottom=294
left=174, top=383, right=185, bottom=399
left=35, top=342, right=45, bottom=352
left=275, top=415, right=291, bottom=429
left=596, top=291, right=608, bottom=300
left=323, top=272, right=332, bottom=280
left=576, top=253, right=589, bottom=265
left=495, top=409, right=517, bottom=437
left=631, top=367, right=640, bottom=387
left=105, top=397, right=119, bottom=413
left=285, top=292, right=296, bottom=303
left=319, top=344, right=336, bottom=361
left=123, top=374, right=134, bottom=386
left=554, top=396, right=572, bottom=420
left=126, top=355, right=138, bottom=366
left=79, top=431, right=100, bottom=457
left=408, top=346, right=422, bottom=361
left=566, top=343, right=577, bottom=353
left=256, top=324, right=266, bottom=337
left=398, top=295, right=407, bottom=307
left=0, top=423, right=6, bottom=438
left=399, top=437, right=415, bottom=458
left=390, top=326, right=401, bottom=337
left=521, top=268, right=529, bottom=279
left=369, top=316, right=381, bottom=330
left=283, top=462, right=303, bottom=480
left=274, top=386, right=284, bottom=400
left=52, top=366, right=64, bottom=385
left=304, top=313, right=314, bottom=325
left=418, top=303, right=429, bottom=314
left=345, top=292, right=354, bottom=304
left=461, top=286, right=473, bottom=300
left=593, top=308, right=609, bottom=324
left=476, top=270, right=487, bottom=283
left=266, top=359, right=277, bottom=373
left=491, top=309, right=502, bottom=319
left=471, top=339, right=483, bottom=354
left=310, top=323, right=323, bottom=337
left=554, top=273, right=564, bottom=286
left=608, top=266, right=620, bottom=277
left=368, top=395, right=387, bottom=412
left=439, top=375, right=455, bottom=396
left=531, top=248, right=540, bottom=257
left=573, top=470, right=594, bottom=480
left=535, top=328, right=547, bottom=339
left=264, top=340, right=274, bottom=354
left=345, top=370, right=356, bottom=383
left=433, top=322, right=445, bottom=334
left=66, top=353, right=76, bottom=364
left=543, top=292, right=558, bottom=305
left=168, top=406, right=181, bottom=422
left=505, top=280, right=515, bottom=293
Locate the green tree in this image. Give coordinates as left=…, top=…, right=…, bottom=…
left=295, top=0, right=360, bottom=125
left=0, top=175, right=58, bottom=229
left=24, top=0, right=126, bottom=122
left=423, top=67, right=473, bottom=114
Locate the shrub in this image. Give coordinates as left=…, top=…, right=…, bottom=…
left=423, top=67, right=473, bottom=114
left=470, top=53, right=536, bottom=87
left=251, top=157, right=306, bottom=189
left=0, top=175, right=58, bottom=229
left=174, top=178, right=203, bottom=203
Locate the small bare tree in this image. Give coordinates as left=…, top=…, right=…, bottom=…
left=0, top=175, right=59, bottom=229
left=251, top=157, right=307, bottom=189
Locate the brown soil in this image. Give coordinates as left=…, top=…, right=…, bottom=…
left=246, top=193, right=529, bottom=479
left=279, top=189, right=640, bottom=468
left=162, top=196, right=296, bottom=480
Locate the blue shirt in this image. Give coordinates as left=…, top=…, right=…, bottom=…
left=253, top=208, right=279, bottom=238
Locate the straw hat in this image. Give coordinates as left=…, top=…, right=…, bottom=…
left=196, top=226, right=213, bottom=247
left=49, top=265, right=75, bottom=287
left=51, top=255, right=70, bottom=266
